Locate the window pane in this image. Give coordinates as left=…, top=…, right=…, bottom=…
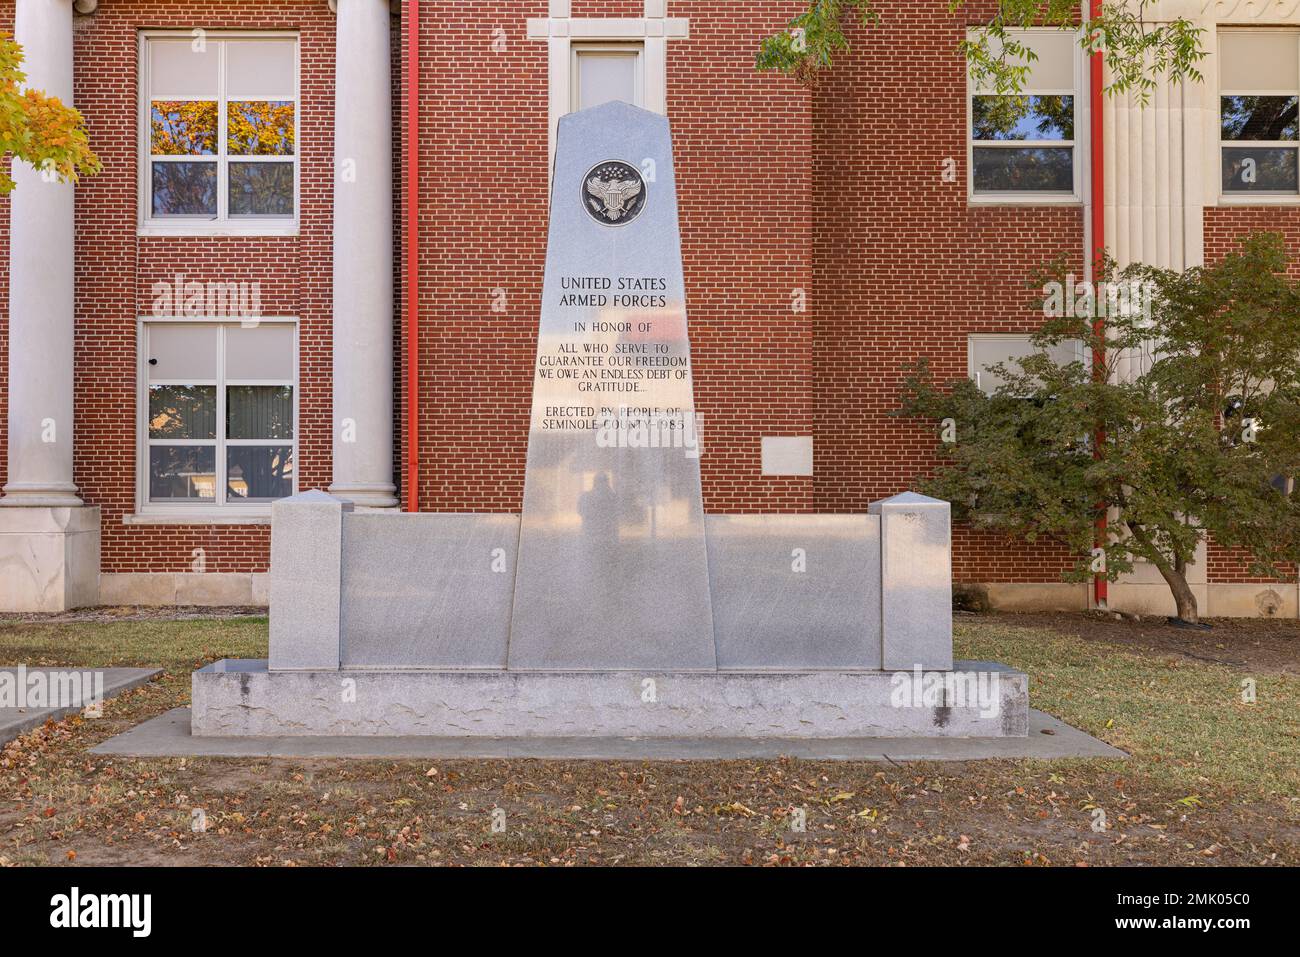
left=229, top=162, right=294, bottom=216
left=970, top=337, right=1082, bottom=395
left=150, top=101, right=218, bottom=155
left=148, top=324, right=219, bottom=381
left=972, top=29, right=1077, bottom=92
left=1221, top=95, right=1299, bottom=141
left=973, top=95, right=1074, bottom=140
left=1220, top=31, right=1300, bottom=92
left=1222, top=146, right=1299, bottom=192
left=226, top=323, right=295, bottom=379
left=149, top=39, right=219, bottom=98
left=151, top=161, right=217, bottom=216
left=226, top=40, right=297, bottom=99
left=575, top=51, right=639, bottom=110
left=226, top=446, right=294, bottom=502
left=973, top=147, right=1073, bottom=192
left=149, top=385, right=216, bottom=439
left=227, top=386, right=294, bottom=440
left=149, top=446, right=217, bottom=502
left=227, top=101, right=295, bottom=155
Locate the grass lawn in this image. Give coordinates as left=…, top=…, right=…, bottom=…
left=0, top=612, right=1295, bottom=866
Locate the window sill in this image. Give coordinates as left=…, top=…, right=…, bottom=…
left=138, top=224, right=299, bottom=239
left=968, top=194, right=1083, bottom=207
left=1215, top=195, right=1300, bottom=207
left=123, top=512, right=272, bottom=526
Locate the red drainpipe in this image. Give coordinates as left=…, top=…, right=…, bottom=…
left=1089, top=0, right=1107, bottom=608
left=404, top=0, right=421, bottom=513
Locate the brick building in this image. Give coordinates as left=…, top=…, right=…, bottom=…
left=0, top=0, right=1296, bottom=618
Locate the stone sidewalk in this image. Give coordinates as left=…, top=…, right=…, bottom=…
left=1, top=668, right=160, bottom=745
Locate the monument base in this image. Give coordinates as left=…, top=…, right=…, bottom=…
left=191, top=659, right=1029, bottom=739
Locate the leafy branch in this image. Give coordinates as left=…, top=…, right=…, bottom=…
left=757, top=1, right=1205, bottom=104
left=0, top=33, right=101, bottom=194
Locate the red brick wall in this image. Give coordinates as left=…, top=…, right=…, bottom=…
left=414, top=1, right=546, bottom=514
left=673, top=1, right=815, bottom=513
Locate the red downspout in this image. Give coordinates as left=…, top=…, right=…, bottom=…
left=1089, top=0, right=1107, bottom=608
left=404, top=0, right=421, bottom=513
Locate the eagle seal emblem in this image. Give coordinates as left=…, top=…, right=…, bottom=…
left=582, top=160, right=646, bottom=226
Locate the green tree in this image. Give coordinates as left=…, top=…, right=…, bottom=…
left=756, top=1, right=1205, bottom=102
left=897, top=233, right=1300, bottom=624
left=0, top=33, right=100, bottom=193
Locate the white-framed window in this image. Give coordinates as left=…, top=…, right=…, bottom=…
left=1219, top=30, right=1300, bottom=198
left=570, top=42, right=645, bottom=113
left=968, top=333, right=1086, bottom=395
left=139, top=319, right=298, bottom=515
left=967, top=28, right=1082, bottom=203
left=139, top=31, right=299, bottom=235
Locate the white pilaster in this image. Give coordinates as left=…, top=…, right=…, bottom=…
left=4, top=0, right=79, bottom=508
left=0, top=0, right=100, bottom=612
left=328, top=0, right=398, bottom=508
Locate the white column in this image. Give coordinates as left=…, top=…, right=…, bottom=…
left=3, top=0, right=79, bottom=507
left=328, top=0, right=398, bottom=508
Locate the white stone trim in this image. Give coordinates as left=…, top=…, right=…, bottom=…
left=528, top=8, right=688, bottom=168
left=100, top=571, right=269, bottom=607
left=527, top=17, right=689, bottom=39
left=121, top=513, right=272, bottom=525
left=760, top=437, right=814, bottom=476
left=1200, top=0, right=1300, bottom=20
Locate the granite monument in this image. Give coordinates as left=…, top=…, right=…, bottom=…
left=191, top=102, right=1028, bottom=740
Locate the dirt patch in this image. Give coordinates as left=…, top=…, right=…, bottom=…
left=969, top=610, right=1300, bottom=675
left=5, top=743, right=1295, bottom=867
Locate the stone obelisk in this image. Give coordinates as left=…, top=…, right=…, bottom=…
left=508, top=101, right=715, bottom=671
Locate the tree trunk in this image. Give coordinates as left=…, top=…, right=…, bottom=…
left=1155, top=553, right=1200, bottom=623
left=1124, top=522, right=1200, bottom=623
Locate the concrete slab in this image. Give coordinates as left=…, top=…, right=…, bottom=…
left=0, top=667, right=161, bottom=745
left=93, top=707, right=1126, bottom=761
